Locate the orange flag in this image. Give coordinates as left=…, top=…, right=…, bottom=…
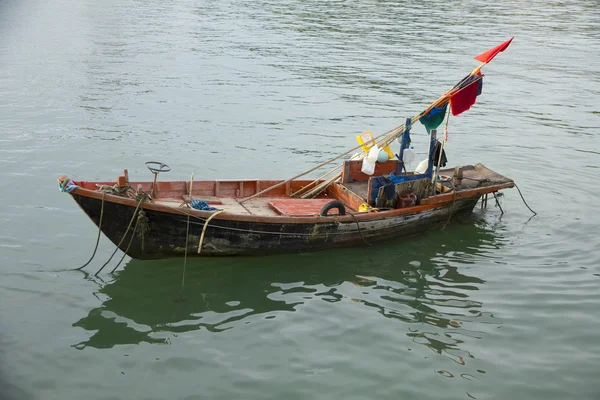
left=474, top=38, right=514, bottom=63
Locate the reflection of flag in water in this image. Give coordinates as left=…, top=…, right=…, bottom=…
left=450, top=73, right=483, bottom=116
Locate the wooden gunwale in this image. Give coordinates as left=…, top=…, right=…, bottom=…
left=420, top=182, right=514, bottom=205
left=69, top=180, right=512, bottom=225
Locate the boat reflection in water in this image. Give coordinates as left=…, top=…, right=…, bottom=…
left=73, top=213, right=507, bottom=370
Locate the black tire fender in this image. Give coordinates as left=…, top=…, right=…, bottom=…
left=320, top=200, right=346, bottom=216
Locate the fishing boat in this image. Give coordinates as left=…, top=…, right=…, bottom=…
left=59, top=39, right=516, bottom=260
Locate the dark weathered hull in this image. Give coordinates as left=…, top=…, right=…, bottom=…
left=71, top=193, right=480, bottom=259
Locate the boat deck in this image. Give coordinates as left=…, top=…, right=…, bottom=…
left=154, top=197, right=277, bottom=216
left=127, top=163, right=513, bottom=218
left=440, top=163, right=513, bottom=189
left=340, top=163, right=513, bottom=200
left=153, top=197, right=344, bottom=217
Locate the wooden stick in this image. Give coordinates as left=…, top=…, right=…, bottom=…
left=189, top=173, right=194, bottom=198
left=291, top=152, right=363, bottom=198
left=238, top=129, right=399, bottom=203
left=432, top=107, right=451, bottom=194
left=291, top=162, right=345, bottom=198
left=300, top=172, right=342, bottom=199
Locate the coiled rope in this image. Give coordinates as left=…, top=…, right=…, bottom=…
left=96, top=183, right=136, bottom=198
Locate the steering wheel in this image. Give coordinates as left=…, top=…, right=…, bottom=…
left=145, top=161, right=171, bottom=174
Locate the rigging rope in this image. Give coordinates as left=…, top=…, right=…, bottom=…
left=349, top=213, right=372, bottom=246
left=177, top=209, right=365, bottom=237
left=442, top=181, right=457, bottom=229
left=458, top=177, right=536, bottom=216
left=74, top=192, right=105, bottom=271
left=181, top=214, right=190, bottom=291
left=197, top=210, right=225, bottom=255
left=492, top=192, right=504, bottom=214
left=110, top=210, right=148, bottom=274
left=514, top=183, right=537, bottom=215
left=96, top=183, right=136, bottom=198
left=93, top=194, right=147, bottom=276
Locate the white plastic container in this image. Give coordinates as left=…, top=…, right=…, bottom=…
left=361, top=157, right=376, bottom=175
left=366, top=144, right=380, bottom=163
left=402, top=146, right=415, bottom=168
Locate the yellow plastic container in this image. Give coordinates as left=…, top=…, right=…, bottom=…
left=356, top=130, right=395, bottom=160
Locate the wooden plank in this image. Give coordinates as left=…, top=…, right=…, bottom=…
left=217, top=198, right=252, bottom=214
left=181, top=194, right=220, bottom=204
left=326, top=183, right=362, bottom=211
left=83, top=178, right=331, bottom=199
left=342, top=161, right=352, bottom=183
left=339, top=181, right=368, bottom=201
left=189, top=181, right=216, bottom=197
left=240, top=198, right=281, bottom=216
left=216, top=181, right=243, bottom=197
left=268, top=198, right=342, bottom=216
left=341, top=160, right=401, bottom=183
left=254, top=180, right=291, bottom=197
left=367, top=179, right=376, bottom=206
left=170, top=197, right=250, bottom=214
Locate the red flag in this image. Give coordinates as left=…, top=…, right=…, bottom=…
left=474, top=37, right=514, bottom=63
left=450, top=81, right=479, bottom=116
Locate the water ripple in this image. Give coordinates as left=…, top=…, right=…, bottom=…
left=1, top=0, right=600, bottom=399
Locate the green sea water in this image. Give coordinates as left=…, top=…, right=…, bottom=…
left=1, top=0, right=599, bottom=399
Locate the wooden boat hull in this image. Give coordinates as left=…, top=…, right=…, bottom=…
left=70, top=191, right=481, bottom=259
